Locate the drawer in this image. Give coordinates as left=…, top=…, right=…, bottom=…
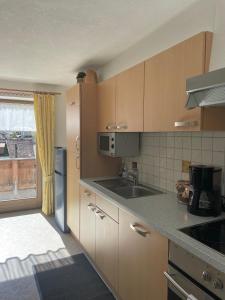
left=80, top=185, right=96, bottom=204
left=96, top=194, right=119, bottom=222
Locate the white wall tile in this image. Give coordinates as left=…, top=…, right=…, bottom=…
left=213, top=138, right=225, bottom=151
left=182, top=137, right=192, bottom=149
left=174, top=137, right=183, bottom=148
left=167, top=136, right=175, bottom=148
left=182, top=149, right=191, bottom=160
left=192, top=137, right=202, bottom=150
left=125, top=131, right=225, bottom=195
left=213, top=151, right=225, bottom=166
left=191, top=149, right=202, bottom=163
left=202, top=151, right=213, bottom=164
left=202, top=138, right=213, bottom=151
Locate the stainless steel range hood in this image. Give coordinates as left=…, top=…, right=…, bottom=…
left=186, top=67, right=225, bottom=109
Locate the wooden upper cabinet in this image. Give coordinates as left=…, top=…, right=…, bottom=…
left=97, top=77, right=116, bottom=132
left=66, top=85, right=80, bottom=153
left=144, top=32, right=220, bottom=132
left=116, top=63, right=144, bottom=132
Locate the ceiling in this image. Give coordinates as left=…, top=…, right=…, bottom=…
left=0, top=0, right=197, bottom=86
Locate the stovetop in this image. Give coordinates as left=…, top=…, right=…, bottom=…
left=180, top=219, right=225, bottom=255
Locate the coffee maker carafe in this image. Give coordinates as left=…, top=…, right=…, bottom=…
left=188, top=165, right=222, bottom=216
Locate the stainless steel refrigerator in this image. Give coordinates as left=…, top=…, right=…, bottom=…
left=54, top=147, right=69, bottom=233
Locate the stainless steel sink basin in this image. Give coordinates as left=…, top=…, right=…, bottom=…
left=94, top=178, right=162, bottom=199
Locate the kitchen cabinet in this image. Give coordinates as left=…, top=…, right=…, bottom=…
left=66, top=85, right=80, bottom=237
left=95, top=204, right=118, bottom=291
left=66, top=72, right=121, bottom=238
left=97, top=63, right=144, bottom=132
left=97, top=77, right=116, bottom=132
left=118, top=209, right=168, bottom=300
left=116, top=62, right=144, bottom=132
left=79, top=189, right=119, bottom=291
left=144, top=31, right=225, bottom=132
left=79, top=186, right=96, bottom=261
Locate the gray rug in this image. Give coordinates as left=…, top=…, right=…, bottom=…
left=33, top=253, right=115, bottom=300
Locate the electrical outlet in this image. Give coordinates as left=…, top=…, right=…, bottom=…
left=182, top=160, right=191, bottom=173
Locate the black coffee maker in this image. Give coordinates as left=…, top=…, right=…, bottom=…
left=188, top=165, right=222, bottom=217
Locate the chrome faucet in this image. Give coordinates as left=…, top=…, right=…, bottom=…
left=127, top=162, right=138, bottom=186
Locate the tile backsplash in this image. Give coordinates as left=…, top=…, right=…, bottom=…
left=125, top=131, right=225, bottom=195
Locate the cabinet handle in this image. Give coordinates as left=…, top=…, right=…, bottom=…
left=84, top=190, right=91, bottom=197
left=70, top=101, right=75, bottom=105
left=75, top=136, right=80, bottom=152
left=130, top=223, right=150, bottom=237
left=87, top=203, right=96, bottom=212
left=116, top=123, right=128, bottom=130
left=163, top=272, right=198, bottom=300
left=95, top=210, right=106, bottom=220
left=106, top=124, right=116, bottom=131
left=174, top=120, right=198, bottom=128
left=75, top=155, right=80, bottom=169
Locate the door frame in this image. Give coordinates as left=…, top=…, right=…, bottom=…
left=0, top=99, right=42, bottom=213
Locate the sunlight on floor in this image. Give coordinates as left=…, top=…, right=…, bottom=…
left=0, top=210, right=82, bottom=300
left=0, top=212, right=68, bottom=262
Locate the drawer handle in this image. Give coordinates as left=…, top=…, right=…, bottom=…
left=70, top=101, right=75, bottom=105
left=130, top=223, right=150, bottom=237
left=174, top=120, right=198, bottom=128
left=87, top=203, right=96, bottom=212
left=84, top=190, right=91, bottom=196
left=95, top=210, right=106, bottom=220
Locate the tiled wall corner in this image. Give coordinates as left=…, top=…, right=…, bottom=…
left=125, top=131, right=225, bottom=194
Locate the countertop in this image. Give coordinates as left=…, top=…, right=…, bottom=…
left=80, top=177, right=225, bottom=274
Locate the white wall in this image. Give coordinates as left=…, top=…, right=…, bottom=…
left=98, top=0, right=225, bottom=80
left=0, top=79, right=67, bottom=147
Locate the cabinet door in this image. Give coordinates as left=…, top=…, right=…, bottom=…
left=95, top=209, right=118, bottom=291
left=79, top=187, right=96, bottom=261
left=116, top=63, right=144, bottom=132
left=97, top=77, right=116, bottom=132
left=144, top=32, right=210, bottom=132
left=66, top=85, right=80, bottom=238
left=119, top=209, right=168, bottom=300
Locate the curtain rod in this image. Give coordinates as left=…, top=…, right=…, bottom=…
left=0, top=88, right=61, bottom=96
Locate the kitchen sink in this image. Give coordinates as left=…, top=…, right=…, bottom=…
left=94, top=178, right=162, bottom=199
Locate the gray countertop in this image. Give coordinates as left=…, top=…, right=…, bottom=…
left=80, top=177, right=225, bottom=274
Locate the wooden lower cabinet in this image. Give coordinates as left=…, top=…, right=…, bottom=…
left=79, top=186, right=168, bottom=300
left=118, top=209, right=168, bottom=300
left=79, top=187, right=96, bottom=261
left=95, top=208, right=118, bottom=291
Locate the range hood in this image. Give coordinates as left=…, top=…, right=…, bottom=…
left=186, top=67, right=225, bottom=109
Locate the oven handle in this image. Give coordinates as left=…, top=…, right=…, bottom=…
left=163, top=271, right=198, bottom=300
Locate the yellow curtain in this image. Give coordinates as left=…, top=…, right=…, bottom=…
left=34, top=94, right=55, bottom=215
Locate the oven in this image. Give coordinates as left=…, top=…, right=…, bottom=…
left=166, top=242, right=223, bottom=300
left=165, top=263, right=219, bottom=300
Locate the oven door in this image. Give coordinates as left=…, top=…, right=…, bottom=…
left=165, top=265, right=219, bottom=300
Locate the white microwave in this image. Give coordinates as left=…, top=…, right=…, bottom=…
left=98, top=132, right=139, bottom=157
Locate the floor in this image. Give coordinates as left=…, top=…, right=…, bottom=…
left=0, top=189, right=36, bottom=201
left=0, top=209, right=82, bottom=300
